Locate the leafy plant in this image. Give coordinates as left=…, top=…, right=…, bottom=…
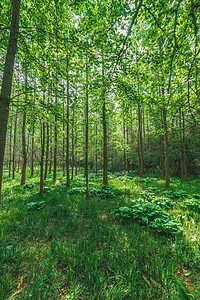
left=112, top=202, right=182, bottom=235
left=162, top=190, right=188, bottom=198
left=181, top=199, right=200, bottom=213
left=24, top=183, right=35, bottom=189
left=43, top=187, right=51, bottom=193
left=139, top=191, right=156, bottom=201
left=26, top=201, right=46, bottom=211
left=152, top=198, right=174, bottom=209
left=147, top=187, right=162, bottom=194
left=134, top=177, right=158, bottom=183
left=69, top=186, right=115, bottom=198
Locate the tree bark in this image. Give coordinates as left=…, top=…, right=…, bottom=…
left=40, top=120, right=45, bottom=196
left=102, top=50, right=108, bottom=185
left=127, top=124, right=130, bottom=173
left=9, top=109, right=13, bottom=178
left=163, top=109, right=170, bottom=188
left=66, top=54, right=70, bottom=188
left=71, top=109, right=74, bottom=180
left=31, top=133, right=34, bottom=176
left=0, top=0, right=21, bottom=202
left=85, top=57, right=89, bottom=197
left=123, top=123, right=126, bottom=174
left=53, top=80, right=58, bottom=183
left=49, top=123, right=52, bottom=174
left=21, top=68, right=27, bottom=185
left=95, top=124, right=98, bottom=174
left=75, top=124, right=78, bottom=176
left=138, top=103, right=144, bottom=177
left=12, top=97, right=18, bottom=179
left=44, top=89, right=50, bottom=180
left=182, top=111, right=188, bottom=181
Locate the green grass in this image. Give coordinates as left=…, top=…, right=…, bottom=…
left=0, top=169, right=200, bottom=299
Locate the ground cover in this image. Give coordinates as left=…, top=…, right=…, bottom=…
left=0, top=169, right=200, bottom=299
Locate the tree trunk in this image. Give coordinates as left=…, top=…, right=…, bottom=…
left=12, top=98, right=18, bottom=179
left=53, top=90, right=57, bottom=183
left=182, top=111, right=188, bottom=181
left=85, top=57, right=89, bottom=197
left=102, top=50, right=108, bottom=186
left=123, top=124, right=126, bottom=174
left=138, top=103, right=144, bottom=177
left=179, top=109, right=184, bottom=177
left=95, top=124, right=98, bottom=174
left=9, top=109, right=13, bottom=178
left=31, top=132, right=34, bottom=176
left=66, top=54, right=70, bottom=188
left=44, top=88, right=50, bottom=180
left=21, top=69, right=27, bottom=185
left=62, top=95, right=65, bottom=177
left=49, top=123, right=52, bottom=174
left=0, top=0, right=21, bottom=202
left=40, top=120, right=45, bottom=196
left=44, top=123, right=49, bottom=180
left=163, top=109, right=170, bottom=188
left=75, top=124, right=78, bottom=176
left=71, top=109, right=74, bottom=180
left=127, top=125, right=130, bottom=173
left=160, top=133, right=165, bottom=179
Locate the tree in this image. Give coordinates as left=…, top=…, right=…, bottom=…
left=0, top=0, right=21, bottom=202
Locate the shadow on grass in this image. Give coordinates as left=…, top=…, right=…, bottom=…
left=0, top=175, right=200, bottom=299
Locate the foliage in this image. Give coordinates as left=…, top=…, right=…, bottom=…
left=26, top=201, right=46, bottom=211
left=181, top=199, right=200, bottom=213
left=162, top=190, right=188, bottom=199
left=1, top=170, right=200, bottom=299
left=69, top=185, right=115, bottom=198
left=111, top=202, right=182, bottom=235
left=24, top=183, right=35, bottom=189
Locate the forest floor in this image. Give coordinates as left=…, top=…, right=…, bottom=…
left=0, top=169, right=200, bottom=299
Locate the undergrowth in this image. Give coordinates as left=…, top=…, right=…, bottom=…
left=0, top=169, right=200, bottom=299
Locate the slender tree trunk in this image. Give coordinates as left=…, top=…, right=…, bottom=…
left=95, top=124, right=98, bottom=174
left=40, top=120, right=45, bottom=196
left=71, top=110, right=74, bottom=180
left=75, top=124, right=78, bottom=176
left=62, top=94, right=65, bottom=177
left=62, top=129, right=65, bottom=176
left=0, top=0, right=21, bottom=202
left=123, top=123, right=126, bottom=174
left=182, top=111, right=188, bottom=181
left=179, top=109, right=184, bottom=177
left=21, top=69, right=27, bottom=185
left=49, top=123, right=52, bottom=174
left=31, top=133, right=34, bottom=176
left=85, top=57, right=89, bottom=197
left=12, top=98, right=18, bottom=179
left=127, top=124, right=130, bottom=173
left=44, top=123, right=49, bottom=180
left=53, top=90, right=57, bottom=183
left=9, top=109, right=13, bottom=178
left=163, top=109, right=170, bottom=188
left=138, top=103, right=144, bottom=177
left=102, top=50, right=108, bottom=185
left=160, top=133, right=165, bottom=179
left=44, top=88, right=50, bottom=180
left=66, top=54, right=70, bottom=188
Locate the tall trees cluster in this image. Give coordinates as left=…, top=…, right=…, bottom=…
left=0, top=0, right=200, bottom=201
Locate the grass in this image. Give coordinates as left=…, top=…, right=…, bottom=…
left=0, top=168, right=200, bottom=299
